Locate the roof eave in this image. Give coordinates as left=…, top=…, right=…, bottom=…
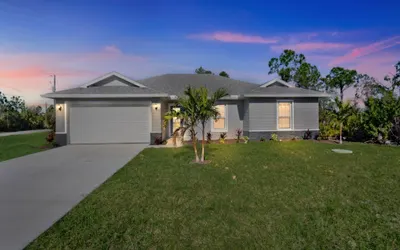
left=243, top=94, right=332, bottom=98
left=41, top=93, right=169, bottom=99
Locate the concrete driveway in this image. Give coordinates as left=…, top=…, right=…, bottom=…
left=0, top=144, right=147, bottom=250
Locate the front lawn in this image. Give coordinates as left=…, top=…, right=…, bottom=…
left=28, top=141, right=400, bottom=249
left=0, top=132, right=49, bottom=162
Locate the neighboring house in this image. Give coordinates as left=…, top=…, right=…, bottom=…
left=42, top=72, right=330, bottom=145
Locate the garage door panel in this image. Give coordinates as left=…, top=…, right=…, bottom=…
left=69, top=105, right=150, bottom=144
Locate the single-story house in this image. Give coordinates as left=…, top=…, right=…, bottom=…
left=42, top=72, right=330, bottom=145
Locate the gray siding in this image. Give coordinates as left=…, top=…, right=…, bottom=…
left=161, top=101, right=169, bottom=140
left=151, top=100, right=162, bottom=133
left=243, top=99, right=249, bottom=132
left=248, top=98, right=276, bottom=131
left=198, top=100, right=244, bottom=140
left=294, top=98, right=319, bottom=130
left=55, top=100, right=65, bottom=133
left=248, top=97, right=319, bottom=131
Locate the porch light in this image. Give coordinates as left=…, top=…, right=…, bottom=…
left=152, top=103, right=160, bottom=111
left=57, top=105, right=62, bottom=111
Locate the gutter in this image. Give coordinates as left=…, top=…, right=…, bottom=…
left=41, top=93, right=170, bottom=99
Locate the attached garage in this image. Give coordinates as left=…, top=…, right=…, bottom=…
left=69, top=101, right=150, bottom=144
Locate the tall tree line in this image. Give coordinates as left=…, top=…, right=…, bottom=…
left=268, top=49, right=400, bottom=143
left=0, top=91, right=55, bottom=132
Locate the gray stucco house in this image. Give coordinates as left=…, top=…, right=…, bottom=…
left=42, top=72, right=330, bottom=145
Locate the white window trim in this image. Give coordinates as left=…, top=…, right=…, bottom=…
left=276, top=100, right=294, bottom=131
left=211, top=104, right=228, bottom=132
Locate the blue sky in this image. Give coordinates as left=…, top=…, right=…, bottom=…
left=0, top=0, right=399, bottom=104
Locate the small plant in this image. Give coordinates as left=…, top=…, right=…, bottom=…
left=52, top=141, right=60, bottom=148
left=260, top=137, right=266, bottom=142
left=219, top=132, right=227, bottom=144
left=242, top=136, right=249, bottom=144
left=270, top=133, right=279, bottom=141
left=303, top=129, right=312, bottom=140
left=207, top=131, right=212, bottom=144
left=154, top=136, right=163, bottom=145
left=46, top=131, right=55, bottom=143
left=235, top=128, right=243, bottom=143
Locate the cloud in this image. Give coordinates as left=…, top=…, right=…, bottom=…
left=0, top=47, right=183, bottom=105
left=271, top=42, right=352, bottom=52
left=0, top=66, right=94, bottom=79
left=330, top=36, right=400, bottom=66
left=188, top=31, right=278, bottom=44
left=103, top=45, right=122, bottom=54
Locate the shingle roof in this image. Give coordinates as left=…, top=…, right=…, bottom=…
left=136, top=74, right=257, bottom=96
left=43, top=72, right=330, bottom=99
left=245, top=85, right=330, bottom=97
left=42, top=86, right=168, bottom=98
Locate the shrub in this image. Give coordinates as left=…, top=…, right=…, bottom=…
left=270, top=133, right=279, bottom=141
left=219, top=132, right=227, bottom=144
left=260, top=137, right=266, bottom=142
left=303, top=129, right=312, bottom=140
left=154, top=136, right=163, bottom=145
left=46, top=131, right=55, bottom=143
left=206, top=131, right=212, bottom=144
left=235, top=128, right=243, bottom=143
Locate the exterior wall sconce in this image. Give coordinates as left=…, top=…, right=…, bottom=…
left=57, top=105, right=62, bottom=111
left=152, top=103, right=160, bottom=111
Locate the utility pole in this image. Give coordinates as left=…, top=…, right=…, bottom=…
left=50, top=74, right=56, bottom=107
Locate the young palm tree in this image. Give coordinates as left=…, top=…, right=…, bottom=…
left=331, top=97, right=355, bottom=144
left=163, top=87, right=201, bottom=162
left=196, top=87, right=228, bottom=162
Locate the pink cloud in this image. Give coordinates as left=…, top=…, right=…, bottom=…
left=188, top=31, right=278, bottom=44
left=0, top=67, right=93, bottom=79
left=271, top=42, right=352, bottom=52
left=103, top=45, right=122, bottom=54
left=330, top=36, right=400, bottom=66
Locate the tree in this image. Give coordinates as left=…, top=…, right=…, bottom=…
left=195, top=66, right=213, bottom=75
left=293, top=62, right=322, bottom=90
left=164, top=87, right=201, bottom=162
left=268, top=49, right=306, bottom=82
left=323, top=67, right=358, bottom=101
left=196, top=87, right=228, bottom=162
left=219, top=71, right=230, bottom=78
left=331, top=97, right=356, bottom=144
left=355, top=74, right=380, bottom=102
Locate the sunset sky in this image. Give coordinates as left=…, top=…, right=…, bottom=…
left=0, top=0, right=399, bottom=106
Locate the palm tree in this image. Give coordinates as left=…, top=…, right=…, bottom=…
left=163, top=87, right=201, bottom=162
left=331, top=97, right=355, bottom=144
left=196, top=87, right=228, bottom=162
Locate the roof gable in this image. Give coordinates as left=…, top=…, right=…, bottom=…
left=259, top=78, right=293, bottom=88
left=80, top=72, right=146, bottom=88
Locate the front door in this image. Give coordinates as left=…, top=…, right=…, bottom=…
left=170, top=106, right=182, bottom=136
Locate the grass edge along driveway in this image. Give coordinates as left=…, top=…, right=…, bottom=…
left=0, top=132, right=49, bottom=162
left=28, top=141, right=400, bottom=249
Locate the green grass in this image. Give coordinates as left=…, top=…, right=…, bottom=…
left=28, top=141, right=400, bottom=249
left=0, top=132, right=49, bottom=162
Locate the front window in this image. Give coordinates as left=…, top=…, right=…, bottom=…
left=277, top=101, right=293, bottom=130
left=212, top=105, right=227, bottom=131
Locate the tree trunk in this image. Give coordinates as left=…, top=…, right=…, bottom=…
left=340, top=87, right=344, bottom=102
left=339, top=122, right=343, bottom=144
left=191, top=128, right=199, bottom=162
left=201, top=121, right=205, bottom=162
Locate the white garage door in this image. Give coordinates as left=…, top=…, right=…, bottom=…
left=69, top=104, right=150, bottom=144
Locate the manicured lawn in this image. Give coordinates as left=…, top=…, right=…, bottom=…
left=0, top=132, right=49, bottom=162
left=28, top=141, right=400, bottom=249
